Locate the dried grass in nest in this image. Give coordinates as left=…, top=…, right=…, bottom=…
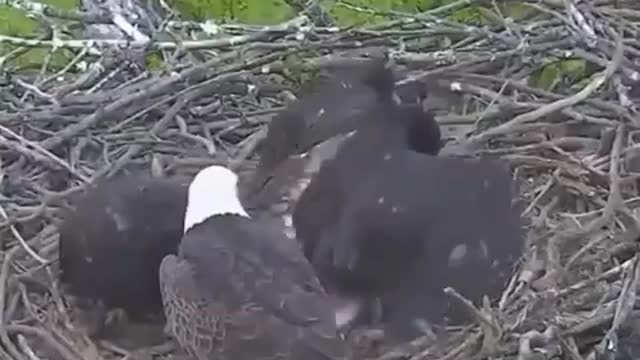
left=1, top=0, right=640, bottom=359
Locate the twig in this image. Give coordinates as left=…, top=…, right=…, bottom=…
left=467, top=28, right=625, bottom=146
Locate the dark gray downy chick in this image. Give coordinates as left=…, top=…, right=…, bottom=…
left=159, top=165, right=348, bottom=360
left=58, top=171, right=188, bottom=337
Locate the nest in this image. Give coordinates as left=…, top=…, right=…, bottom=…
left=1, top=0, right=640, bottom=359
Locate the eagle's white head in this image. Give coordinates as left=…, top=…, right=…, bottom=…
left=184, top=165, right=249, bottom=233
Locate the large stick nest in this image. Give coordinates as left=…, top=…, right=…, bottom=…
left=1, top=0, right=640, bottom=359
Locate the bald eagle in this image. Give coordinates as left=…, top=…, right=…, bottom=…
left=58, top=173, right=187, bottom=335
left=159, top=165, right=348, bottom=360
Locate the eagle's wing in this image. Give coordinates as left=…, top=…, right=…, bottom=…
left=160, top=216, right=347, bottom=360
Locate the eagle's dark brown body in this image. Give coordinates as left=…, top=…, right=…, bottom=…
left=160, top=214, right=348, bottom=360
left=328, top=153, right=525, bottom=342
left=58, top=173, right=187, bottom=324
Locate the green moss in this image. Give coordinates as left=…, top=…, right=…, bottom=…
left=447, top=1, right=539, bottom=26
left=0, top=4, right=78, bottom=71
left=559, top=58, right=590, bottom=85
left=330, top=0, right=459, bottom=27
left=40, top=0, right=79, bottom=10
left=533, top=62, right=560, bottom=91
left=497, top=2, right=538, bottom=20
left=0, top=5, right=37, bottom=68
left=10, top=48, right=72, bottom=71
left=531, top=59, right=589, bottom=92
left=146, top=52, right=165, bottom=71
left=172, top=0, right=225, bottom=22
left=330, top=3, right=383, bottom=27
left=173, top=0, right=472, bottom=26
left=0, top=5, right=38, bottom=36
left=237, top=0, right=291, bottom=24
left=448, top=5, right=485, bottom=24
left=173, top=0, right=291, bottom=24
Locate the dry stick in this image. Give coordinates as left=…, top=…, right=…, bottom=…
left=612, top=257, right=640, bottom=326
left=39, top=49, right=260, bottom=151
left=517, top=327, right=558, bottom=360
left=174, top=115, right=217, bottom=154
left=594, top=255, right=640, bottom=359
left=564, top=231, right=609, bottom=270
left=41, top=48, right=286, bottom=155
left=0, top=127, right=87, bottom=182
left=555, top=257, right=634, bottom=300
left=45, top=323, right=97, bottom=360
left=0, top=184, right=85, bottom=229
left=466, top=29, right=625, bottom=146
left=40, top=79, right=175, bottom=151
left=102, top=95, right=188, bottom=179
left=522, top=174, right=557, bottom=217
left=0, top=205, right=48, bottom=265
left=563, top=309, right=615, bottom=339
left=414, top=333, right=481, bottom=360
left=0, top=246, right=28, bottom=360
left=16, top=335, right=38, bottom=360
left=559, top=336, right=587, bottom=360
left=229, top=126, right=267, bottom=171
left=52, top=54, right=113, bottom=99
left=12, top=78, right=58, bottom=106
left=444, top=288, right=500, bottom=337
left=456, top=72, right=633, bottom=123
left=96, top=68, right=261, bottom=179
left=559, top=124, right=627, bottom=274
left=380, top=324, right=475, bottom=360
left=37, top=47, right=90, bottom=89
left=7, top=325, right=80, bottom=360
